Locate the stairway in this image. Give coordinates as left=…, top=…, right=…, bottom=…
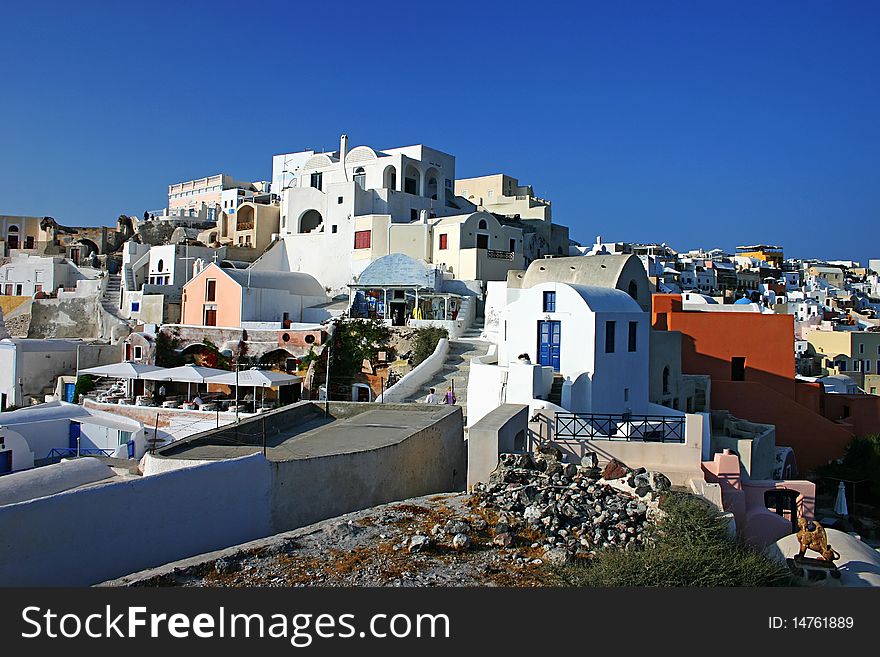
left=101, top=274, right=125, bottom=319
left=402, top=318, right=489, bottom=417
left=548, top=374, right=565, bottom=406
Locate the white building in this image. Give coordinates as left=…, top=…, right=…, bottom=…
left=269, top=135, right=480, bottom=295
left=121, top=241, right=223, bottom=324
left=468, top=280, right=652, bottom=429
left=0, top=401, right=145, bottom=472
left=0, top=254, right=86, bottom=297
left=0, top=339, right=80, bottom=409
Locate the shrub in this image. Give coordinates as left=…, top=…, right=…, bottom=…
left=73, top=375, right=95, bottom=402
left=553, top=492, right=796, bottom=587
left=815, top=434, right=880, bottom=506
left=410, top=327, right=449, bottom=367
left=327, top=319, right=393, bottom=389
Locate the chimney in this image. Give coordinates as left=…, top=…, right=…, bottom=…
left=340, top=134, right=349, bottom=166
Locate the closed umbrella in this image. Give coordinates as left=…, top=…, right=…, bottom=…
left=834, top=481, right=849, bottom=517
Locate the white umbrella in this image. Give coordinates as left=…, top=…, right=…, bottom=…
left=141, top=365, right=231, bottom=400
left=140, top=365, right=229, bottom=383
left=205, top=369, right=301, bottom=411
left=78, top=362, right=165, bottom=398
left=204, top=369, right=301, bottom=388
left=834, top=481, right=849, bottom=517
left=79, top=362, right=164, bottom=378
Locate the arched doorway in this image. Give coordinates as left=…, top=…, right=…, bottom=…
left=299, top=210, right=323, bottom=234
left=6, top=225, right=19, bottom=250
left=404, top=165, right=421, bottom=195
left=383, top=165, right=397, bottom=190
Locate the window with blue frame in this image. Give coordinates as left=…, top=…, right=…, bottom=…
left=543, top=291, right=556, bottom=312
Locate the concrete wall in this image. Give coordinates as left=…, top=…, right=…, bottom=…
left=467, top=404, right=529, bottom=489
left=27, top=294, right=103, bottom=339
left=377, top=337, right=449, bottom=403
left=269, top=405, right=465, bottom=530
left=0, top=402, right=466, bottom=585
left=0, top=455, right=273, bottom=586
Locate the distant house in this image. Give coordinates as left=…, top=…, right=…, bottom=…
left=0, top=338, right=80, bottom=409
left=180, top=262, right=330, bottom=329
left=0, top=401, right=145, bottom=473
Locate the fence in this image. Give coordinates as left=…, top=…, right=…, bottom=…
left=554, top=413, right=686, bottom=443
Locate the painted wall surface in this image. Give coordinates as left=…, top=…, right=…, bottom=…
left=501, top=283, right=649, bottom=414
left=0, top=340, right=79, bottom=406
left=0, top=455, right=273, bottom=586
left=713, top=380, right=851, bottom=474
left=0, top=427, right=34, bottom=471
left=653, top=294, right=796, bottom=397
left=180, top=265, right=241, bottom=327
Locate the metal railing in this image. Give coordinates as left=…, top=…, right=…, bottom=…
left=487, top=249, right=514, bottom=261
left=554, top=413, right=686, bottom=443
left=46, top=448, right=115, bottom=461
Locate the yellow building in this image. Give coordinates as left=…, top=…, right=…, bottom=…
left=805, top=327, right=880, bottom=392
left=0, top=215, right=52, bottom=255
left=736, top=244, right=784, bottom=268
left=454, top=173, right=551, bottom=222
left=198, top=202, right=280, bottom=253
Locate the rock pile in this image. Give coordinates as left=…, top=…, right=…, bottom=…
left=472, top=447, right=672, bottom=560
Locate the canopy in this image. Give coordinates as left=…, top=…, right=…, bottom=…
left=204, top=369, right=301, bottom=388
left=140, top=365, right=229, bottom=383
left=78, top=362, right=164, bottom=379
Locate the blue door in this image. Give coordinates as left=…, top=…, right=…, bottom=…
left=68, top=423, right=81, bottom=451
left=538, top=320, right=561, bottom=371
left=0, top=451, right=11, bottom=475
left=63, top=383, right=76, bottom=403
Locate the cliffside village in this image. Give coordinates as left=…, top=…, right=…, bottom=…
left=2, top=134, right=880, bottom=586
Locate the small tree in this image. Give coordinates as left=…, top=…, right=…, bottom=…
left=410, top=326, right=449, bottom=367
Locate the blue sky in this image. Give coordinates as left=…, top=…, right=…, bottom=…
left=1, top=1, right=878, bottom=264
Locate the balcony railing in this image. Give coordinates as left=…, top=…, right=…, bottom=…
left=487, top=249, right=514, bottom=261
left=554, top=413, right=686, bottom=443
left=46, top=447, right=115, bottom=461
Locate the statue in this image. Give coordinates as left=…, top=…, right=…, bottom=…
left=796, top=518, right=840, bottom=563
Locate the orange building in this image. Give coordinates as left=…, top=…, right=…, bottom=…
left=652, top=294, right=856, bottom=473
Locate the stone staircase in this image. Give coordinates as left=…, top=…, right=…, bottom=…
left=101, top=274, right=125, bottom=319
left=402, top=319, right=489, bottom=417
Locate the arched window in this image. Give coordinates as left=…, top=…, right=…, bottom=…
left=628, top=280, right=638, bottom=300
left=353, top=167, right=366, bottom=189
left=478, top=218, right=488, bottom=230
left=662, top=366, right=670, bottom=395
left=157, top=259, right=164, bottom=271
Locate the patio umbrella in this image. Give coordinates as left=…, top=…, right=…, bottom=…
left=834, top=481, right=849, bottom=517
left=79, top=362, right=165, bottom=378
left=205, top=369, right=302, bottom=410
left=78, top=362, right=165, bottom=398
left=141, top=364, right=230, bottom=400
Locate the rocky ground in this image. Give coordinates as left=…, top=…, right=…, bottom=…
left=109, top=448, right=672, bottom=588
